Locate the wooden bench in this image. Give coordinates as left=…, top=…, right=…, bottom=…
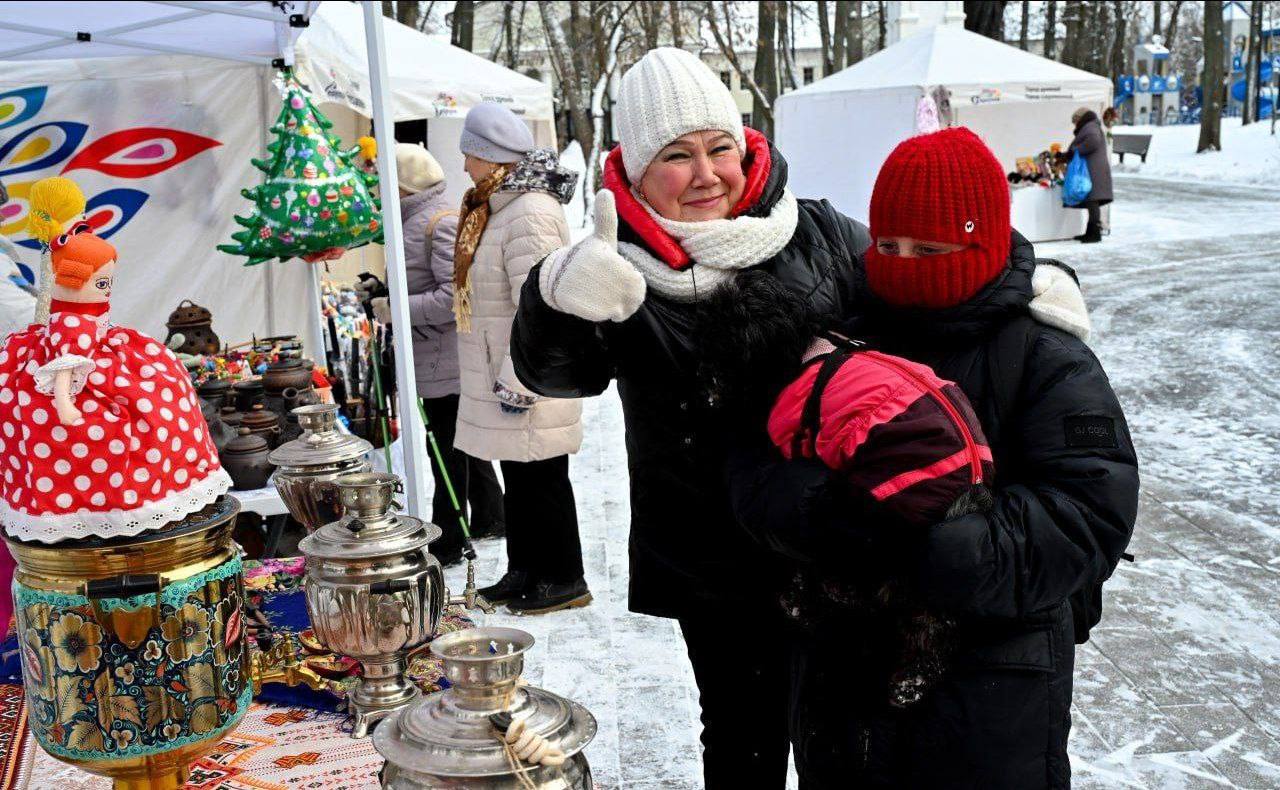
left=1112, top=133, right=1152, bottom=163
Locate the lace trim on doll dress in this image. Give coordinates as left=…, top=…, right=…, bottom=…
left=32, top=354, right=94, bottom=397
left=0, top=467, right=231, bottom=543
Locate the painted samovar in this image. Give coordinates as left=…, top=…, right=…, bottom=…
left=374, top=627, right=597, bottom=788
left=8, top=497, right=250, bottom=790
left=269, top=403, right=372, bottom=533
left=298, top=472, right=445, bottom=737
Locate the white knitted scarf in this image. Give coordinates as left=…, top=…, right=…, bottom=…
left=618, top=188, right=799, bottom=302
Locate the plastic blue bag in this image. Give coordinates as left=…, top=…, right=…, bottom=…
left=1062, top=151, right=1092, bottom=207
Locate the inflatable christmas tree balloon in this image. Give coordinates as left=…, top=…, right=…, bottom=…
left=219, top=74, right=383, bottom=266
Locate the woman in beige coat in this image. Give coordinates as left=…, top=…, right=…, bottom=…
left=452, top=103, right=589, bottom=614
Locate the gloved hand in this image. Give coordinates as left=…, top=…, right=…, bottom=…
left=493, top=381, right=535, bottom=415
left=538, top=190, right=647, bottom=322
left=354, top=273, right=387, bottom=304
left=1030, top=262, right=1091, bottom=342
left=371, top=296, right=392, bottom=325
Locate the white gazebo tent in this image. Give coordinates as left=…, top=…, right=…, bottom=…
left=776, top=26, right=1113, bottom=241
left=0, top=0, right=475, bottom=518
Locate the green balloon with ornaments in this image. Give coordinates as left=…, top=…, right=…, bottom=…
left=218, top=74, right=383, bottom=266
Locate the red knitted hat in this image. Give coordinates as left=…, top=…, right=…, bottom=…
left=865, top=127, right=1011, bottom=309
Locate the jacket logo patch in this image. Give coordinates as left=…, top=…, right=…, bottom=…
left=1064, top=415, right=1117, bottom=448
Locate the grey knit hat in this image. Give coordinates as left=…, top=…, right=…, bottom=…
left=460, top=102, right=535, bottom=164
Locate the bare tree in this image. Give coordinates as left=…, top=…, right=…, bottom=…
left=703, top=0, right=774, bottom=136
left=833, top=0, right=848, bottom=68
left=1109, top=1, right=1126, bottom=84
left=818, top=0, right=835, bottom=75
left=876, top=0, right=886, bottom=52
left=964, top=1, right=1008, bottom=41
left=1153, top=0, right=1162, bottom=38
left=396, top=0, right=420, bottom=29
left=638, top=0, right=663, bottom=50
left=1164, top=0, right=1185, bottom=51
left=450, top=0, right=474, bottom=50
left=852, top=0, right=864, bottom=61
left=1019, top=0, right=1030, bottom=49
left=778, top=1, right=799, bottom=91
left=669, top=0, right=685, bottom=48
left=1243, top=0, right=1264, bottom=124
left=755, top=1, right=779, bottom=135
left=1045, top=0, right=1058, bottom=58
left=1199, top=0, right=1223, bottom=152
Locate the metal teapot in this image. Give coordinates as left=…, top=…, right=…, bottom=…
left=375, top=627, right=597, bottom=789
left=270, top=403, right=372, bottom=532
left=298, top=472, right=444, bottom=737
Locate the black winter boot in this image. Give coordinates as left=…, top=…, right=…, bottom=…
left=477, top=570, right=530, bottom=605
left=1078, top=221, right=1102, bottom=244
left=506, top=577, right=592, bottom=615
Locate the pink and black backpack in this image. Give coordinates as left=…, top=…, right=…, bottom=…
left=768, top=334, right=995, bottom=527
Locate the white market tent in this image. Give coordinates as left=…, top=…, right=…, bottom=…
left=0, top=1, right=551, bottom=518
left=776, top=26, right=1113, bottom=233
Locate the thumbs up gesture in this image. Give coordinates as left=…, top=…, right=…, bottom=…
left=538, top=190, right=647, bottom=323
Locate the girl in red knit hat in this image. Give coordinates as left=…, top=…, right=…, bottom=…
left=726, top=127, right=1139, bottom=789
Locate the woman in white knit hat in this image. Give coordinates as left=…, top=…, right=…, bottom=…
left=451, top=102, right=590, bottom=615
left=509, top=48, right=1091, bottom=786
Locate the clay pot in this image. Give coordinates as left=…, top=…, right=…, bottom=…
left=241, top=404, right=281, bottom=448
left=222, top=428, right=274, bottom=491
left=200, top=399, right=237, bottom=454
left=165, top=300, right=220, bottom=355
left=219, top=407, right=244, bottom=429
left=262, top=358, right=315, bottom=395
left=233, top=380, right=265, bottom=413
left=198, top=378, right=233, bottom=410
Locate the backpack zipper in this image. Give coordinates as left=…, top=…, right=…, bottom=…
left=860, top=351, right=984, bottom=485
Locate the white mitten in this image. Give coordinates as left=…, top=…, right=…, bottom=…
left=371, top=296, right=392, bottom=325
left=1030, top=263, right=1091, bottom=342
left=539, top=190, right=646, bottom=323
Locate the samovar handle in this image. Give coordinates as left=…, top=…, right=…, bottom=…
left=84, top=573, right=163, bottom=651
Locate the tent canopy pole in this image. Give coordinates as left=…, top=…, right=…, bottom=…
left=361, top=2, right=429, bottom=519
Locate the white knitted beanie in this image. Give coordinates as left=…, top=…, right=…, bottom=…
left=395, top=143, right=445, bottom=193
left=616, top=47, right=746, bottom=182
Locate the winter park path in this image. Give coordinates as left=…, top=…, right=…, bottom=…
left=450, top=175, right=1280, bottom=790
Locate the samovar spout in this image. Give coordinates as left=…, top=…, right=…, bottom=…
left=447, top=559, right=495, bottom=614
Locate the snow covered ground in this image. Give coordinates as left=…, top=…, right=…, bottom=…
left=1111, top=118, right=1280, bottom=188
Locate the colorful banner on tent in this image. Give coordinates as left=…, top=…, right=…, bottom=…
left=0, top=57, right=318, bottom=349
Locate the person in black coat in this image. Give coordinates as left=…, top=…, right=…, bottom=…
left=509, top=49, right=1094, bottom=788
left=728, top=128, right=1139, bottom=788
left=1066, top=108, right=1113, bottom=244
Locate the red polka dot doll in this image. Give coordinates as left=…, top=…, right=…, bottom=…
left=0, top=223, right=230, bottom=543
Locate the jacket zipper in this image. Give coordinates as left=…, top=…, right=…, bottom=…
left=861, top=351, right=984, bottom=485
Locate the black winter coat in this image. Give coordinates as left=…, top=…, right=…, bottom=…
left=728, top=234, right=1139, bottom=789
left=1069, top=115, right=1113, bottom=204
left=510, top=143, right=869, bottom=618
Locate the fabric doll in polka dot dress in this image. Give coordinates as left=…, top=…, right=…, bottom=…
left=0, top=222, right=230, bottom=543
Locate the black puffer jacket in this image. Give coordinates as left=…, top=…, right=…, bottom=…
left=510, top=142, right=869, bottom=618
left=728, top=234, right=1139, bottom=788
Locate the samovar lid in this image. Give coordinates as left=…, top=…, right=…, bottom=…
left=373, top=628, right=597, bottom=778
left=268, top=404, right=370, bottom=468
left=297, top=472, right=441, bottom=560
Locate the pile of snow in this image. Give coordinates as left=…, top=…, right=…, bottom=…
left=1113, top=118, right=1280, bottom=187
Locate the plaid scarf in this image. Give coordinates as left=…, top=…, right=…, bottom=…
left=452, top=163, right=510, bottom=332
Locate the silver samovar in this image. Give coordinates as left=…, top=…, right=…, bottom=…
left=375, top=627, right=597, bottom=789
left=270, top=404, right=372, bottom=533
left=298, top=472, right=444, bottom=737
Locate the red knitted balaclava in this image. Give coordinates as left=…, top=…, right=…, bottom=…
left=865, top=127, right=1011, bottom=309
